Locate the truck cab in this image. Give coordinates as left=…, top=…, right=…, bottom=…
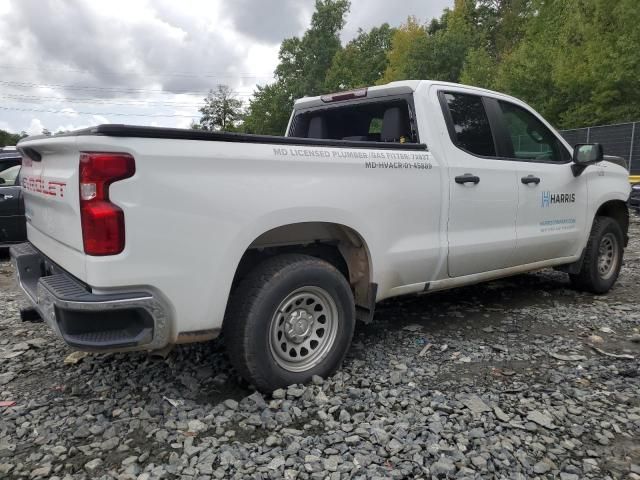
left=286, top=81, right=628, bottom=283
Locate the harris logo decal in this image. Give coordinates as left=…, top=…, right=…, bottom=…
left=541, top=191, right=575, bottom=208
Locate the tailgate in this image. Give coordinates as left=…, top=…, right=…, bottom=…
left=19, top=136, right=86, bottom=278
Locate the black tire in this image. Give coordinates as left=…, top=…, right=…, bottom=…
left=223, top=254, right=355, bottom=392
left=570, top=216, right=624, bottom=294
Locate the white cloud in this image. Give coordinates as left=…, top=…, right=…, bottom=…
left=26, top=118, right=45, bottom=135
left=344, top=0, right=452, bottom=40
left=0, top=120, right=13, bottom=132
left=225, top=0, right=312, bottom=43
left=174, top=117, right=195, bottom=130
left=0, top=0, right=454, bottom=133
left=60, top=108, right=79, bottom=118
left=0, top=0, right=10, bottom=16
left=91, top=115, right=110, bottom=125
left=49, top=114, right=113, bottom=134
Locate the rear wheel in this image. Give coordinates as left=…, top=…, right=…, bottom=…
left=570, top=216, right=624, bottom=294
left=223, top=254, right=355, bottom=392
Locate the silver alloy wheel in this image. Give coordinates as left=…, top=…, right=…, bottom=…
left=269, top=286, right=339, bottom=373
left=597, top=232, right=619, bottom=280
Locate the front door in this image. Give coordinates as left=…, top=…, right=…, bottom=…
left=439, top=90, right=519, bottom=277
left=495, top=100, right=587, bottom=264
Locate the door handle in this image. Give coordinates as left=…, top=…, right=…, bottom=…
left=455, top=173, right=480, bottom=185
left=0, top=194, right=13, bottom=200
left=521, top=175, right=541, bottom=185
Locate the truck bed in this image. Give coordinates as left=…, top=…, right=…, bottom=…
left=16, top=125, right=440, bottom=346
left=32, top=124, right=428, bottom=150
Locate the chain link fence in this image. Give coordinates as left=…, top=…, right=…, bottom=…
left=560, top=122, right=639, bottom=175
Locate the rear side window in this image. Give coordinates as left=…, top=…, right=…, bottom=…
left=498, top=101, right=570, bottom=162
left=443, top=93, right=496, bottom=157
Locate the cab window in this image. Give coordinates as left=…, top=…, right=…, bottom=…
left=442, top=92, right=497, bottom=157
left=498, top=101, right=570, bottom=162
left=0, top=164, right=21, bottom=186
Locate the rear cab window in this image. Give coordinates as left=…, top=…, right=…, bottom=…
left=289, top=95, right=419, bottom=144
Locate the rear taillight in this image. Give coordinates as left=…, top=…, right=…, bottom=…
left=79, top=153, right=135, bottom=256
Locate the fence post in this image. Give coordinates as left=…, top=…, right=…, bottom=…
left=586, top=127, right=591, bottom=142
left=630, top=122, right=636, bottom=173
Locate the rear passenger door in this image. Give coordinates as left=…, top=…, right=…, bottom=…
left=438, top=90, right=519, bottom=277
left=494, top=100, right=588, bottom=264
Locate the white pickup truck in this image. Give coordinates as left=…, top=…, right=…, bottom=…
left=12, top=81, right=630, bottom=391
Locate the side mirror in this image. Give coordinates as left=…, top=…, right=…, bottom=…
left=571, top=143, right=603, bottom=177
left=0, top=178, right=5, bottom=185
left=573, top=143, right=603, bottom=164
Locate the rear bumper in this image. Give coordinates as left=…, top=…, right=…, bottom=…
left=10, top=242, right=171, bottom=352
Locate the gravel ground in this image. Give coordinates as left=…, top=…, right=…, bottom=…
left=1, top=219, right=639, bottom=480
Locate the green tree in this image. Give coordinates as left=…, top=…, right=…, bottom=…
left=551, top=0, right=640, bottom=127
left=243, top=0, right=351, bottom=135
left=275, top=0, right=350, bottom=99
left=193, top=85, right=243, bottom=132
left=241, top=0, right=640, bottom=134
left=495, top=0, right=640, bottom=128
left=404, top=2, right=478, bottom=82
left=474, top=0, right=532, bottom=58
left=460, top=0, right=532, bottom=89
left=380, top=16, right=427, bottom=84
left=381, top=2, right=480, bottom=84
left=383, top=1, right=533, bottom=88
left=460, top=47, right=497, bottom=88
left=325, top=24, right=394, bottom=91
left=0, top=129, right=22, bottom=147
left=242, top=82, right=294, bottom=136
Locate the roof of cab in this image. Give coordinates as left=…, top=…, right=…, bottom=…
left=293, top=80, right=422, bottom=110
left=293, top=80, right=521, bottom=110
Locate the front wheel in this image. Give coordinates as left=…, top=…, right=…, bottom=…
left=223, top=254, right=355, bottom=392
left=570, top=216, right=624, bottom=294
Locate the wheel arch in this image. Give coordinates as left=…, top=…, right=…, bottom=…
left=557, top=198, right=629, bottom=275
left=230, top=221, right=376, bottom=323
left=595, top=199, right=629, bottom=246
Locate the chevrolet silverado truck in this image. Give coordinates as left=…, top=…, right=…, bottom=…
left=11, top=81, right=631, bottom=391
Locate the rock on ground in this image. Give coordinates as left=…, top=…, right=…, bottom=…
left=0, top=216, right=639, bottom=479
